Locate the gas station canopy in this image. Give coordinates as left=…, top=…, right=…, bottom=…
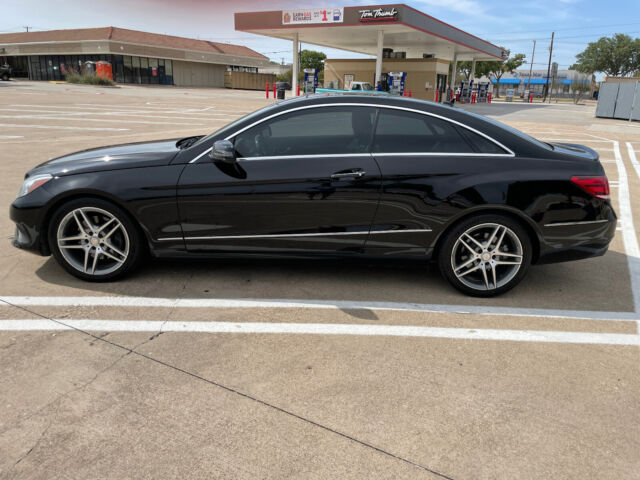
left=235, top=4, right=506, bottom=62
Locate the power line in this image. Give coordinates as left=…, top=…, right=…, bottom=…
left=473, top=21, right=640, bottom=36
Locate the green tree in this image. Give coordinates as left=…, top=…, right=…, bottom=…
left=570, top=77, right=591, bottom=104
left=480, top=50, right=526, bottom=97
left=299, top=49, right=327, bottom=71
left=457, top=61, right=473, bottom=80
left=571, top=34, right=640, bottom=77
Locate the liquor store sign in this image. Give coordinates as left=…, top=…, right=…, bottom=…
left=282, top=8, right=344, bottom=25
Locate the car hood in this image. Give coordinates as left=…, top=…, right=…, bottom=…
left=27, top=139, right=181, bottom=177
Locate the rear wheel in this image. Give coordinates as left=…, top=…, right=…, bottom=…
left=438, top=215, right=532, bottom=297
left=1, top=74, right=9, bottom=81
left=48, top=198, right=143, bottom=281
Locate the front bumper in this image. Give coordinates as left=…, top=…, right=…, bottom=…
left=9, top=188, right=54, bottom=256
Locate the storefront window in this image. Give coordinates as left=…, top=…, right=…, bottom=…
left=24, top=53, right=175, bottom=85
left=132, top=56, right=141, bottom=84
left=165, top=59, right=173, bottom=85
left=123, top=56, right=133, bottom=83
left=140, top=57, right=149, bottom=84
left=149, top=58, right=159, bottom=84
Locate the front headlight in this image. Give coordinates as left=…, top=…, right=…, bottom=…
left=17, top=174, right=53, bottom=198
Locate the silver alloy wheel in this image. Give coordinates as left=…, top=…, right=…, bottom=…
left=450, top=222, right=523, bottom=291
left=56, top=207, right=130, bottom=275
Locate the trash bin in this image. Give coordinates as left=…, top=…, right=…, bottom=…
left=276, top=89, right=285, bottom=100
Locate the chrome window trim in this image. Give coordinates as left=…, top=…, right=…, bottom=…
left=190, top=149, right=212, bottom=163
left=371, top=152, right=512, bottom=157
left=189, top=102, right=515, bottom=163
left=237, top=153, right=372, bottom=161
left=544, top=219, right=609, bottom=227
left=156, top=228, right=432, bottom=242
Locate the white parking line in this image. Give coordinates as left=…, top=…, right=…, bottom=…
left=613, top=141, right=640, bottom=314
left=2, top=296, right=638, bottom=321
left=1, top=107, right=242, bottom=120
left=0, top=319, right=638, bottom=346
left=0, top=115, right=206, bottom=126
left=626, top=142, right=640, bottom=180
left=0, top=135, right=23, bottom=139
left=0, top=123, right=128, bottom=131
left=538, top=138, right=612, bottom=143
left=11, top=104, right=244, bottom=116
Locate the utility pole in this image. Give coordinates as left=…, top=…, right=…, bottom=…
left=544, top=32, right=554, bottom=102
left=23, top=26, right=31, bottom=32
left=527, top=40, right=536, bottom=96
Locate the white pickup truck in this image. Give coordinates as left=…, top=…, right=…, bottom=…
left=316, top=81, right=388, bottom=95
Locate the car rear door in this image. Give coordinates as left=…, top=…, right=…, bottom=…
left=176, top=105, right=381, bottom=255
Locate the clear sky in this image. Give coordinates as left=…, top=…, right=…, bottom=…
left=3, top=0, right=640, bottom=73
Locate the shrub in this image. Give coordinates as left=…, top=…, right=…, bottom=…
left=65, top=73, right=115, bottom=86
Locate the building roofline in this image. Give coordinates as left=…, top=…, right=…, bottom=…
left=0, top=26, right=267, bottom=60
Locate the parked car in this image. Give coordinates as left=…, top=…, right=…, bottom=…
left=10, top=95, right=615, bottom=296
left=0, top=63, right=11, bottom=81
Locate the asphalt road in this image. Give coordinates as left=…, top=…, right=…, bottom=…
left=1, top=81, right=639, bottom=479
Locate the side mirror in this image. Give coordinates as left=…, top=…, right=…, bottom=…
left=209, top=140, right=236, bottom=163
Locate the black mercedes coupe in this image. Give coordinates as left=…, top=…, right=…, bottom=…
left=10, top=95, right=616, bottom=296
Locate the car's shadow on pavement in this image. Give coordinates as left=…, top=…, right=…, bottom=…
left=34, top=249, right=635, bottom=313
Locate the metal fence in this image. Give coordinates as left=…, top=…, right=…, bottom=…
left=596, top=82, right=640, bottom=121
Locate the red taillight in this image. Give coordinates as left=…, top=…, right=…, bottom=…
left=571, top=176, right=610, bottom=200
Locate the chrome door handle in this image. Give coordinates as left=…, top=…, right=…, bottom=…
left=331, top=170, right=365, bottom=180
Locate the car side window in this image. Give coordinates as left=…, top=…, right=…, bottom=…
left=234, top=106, right=376, bottom=157
left=372, top=109, right=474, bottom=154
left=457, top=127, right=508, bottom=154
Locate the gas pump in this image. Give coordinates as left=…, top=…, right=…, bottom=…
left=477, top=83, right=489, bottom=102
left=303, top=68, right=318, bottom=94
left=387, top=72, right=406, bottom=96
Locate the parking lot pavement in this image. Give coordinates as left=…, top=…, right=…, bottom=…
left=1, top=81, right=640, bottom=478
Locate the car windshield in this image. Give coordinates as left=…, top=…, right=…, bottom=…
left=362, top=83, right=373, bottom=91
left=191, top=103, right=280, bottom=148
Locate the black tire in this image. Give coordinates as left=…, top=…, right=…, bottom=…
left=438, top=214, right=532, bottom=297
left=48, top=198, right=144, bottom=281
left=1, top=74, right=9, bottom=81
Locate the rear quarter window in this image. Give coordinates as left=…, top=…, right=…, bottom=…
left=457, top=127, right=509, bottom=154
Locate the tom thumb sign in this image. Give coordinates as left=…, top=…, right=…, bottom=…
left=358, top=7, right=399, bottom=22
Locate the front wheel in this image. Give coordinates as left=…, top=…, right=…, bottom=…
left=48, top=198, right=143, bottom=281
left=1, top=74, right=9, bottom=81
left=438, top=215, right=532, bottom=297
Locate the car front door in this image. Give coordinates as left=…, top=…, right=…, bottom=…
left=176, top=105, right=381, bottom=255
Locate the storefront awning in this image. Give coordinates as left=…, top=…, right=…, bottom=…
left=491, top=78, right=521, bottom=84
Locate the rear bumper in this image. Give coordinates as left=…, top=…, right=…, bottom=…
left=536, top=214, right=616, bottom=264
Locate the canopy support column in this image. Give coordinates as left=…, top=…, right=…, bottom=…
left=375, top=30, right=384, bottom=86
left=450, top=54, right=458, bottom=94
left=292, top=32, right=299, bottom=95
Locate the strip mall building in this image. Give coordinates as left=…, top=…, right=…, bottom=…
left=235, top=4, right=506, bottom=101
left=0, top=27, right=270, bottom=87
